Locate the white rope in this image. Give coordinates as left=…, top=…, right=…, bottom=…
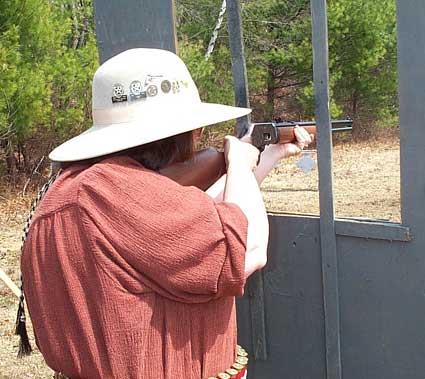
left=0, top=266, right=20, bottom=298
left=21, top=169, right=62, bottom=245
left=205, top=0, right=227, bottom=61
left=14, top=166, right=62, bottom=356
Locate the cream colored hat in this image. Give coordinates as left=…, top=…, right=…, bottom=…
left=49, top=48, right=251, bottom=162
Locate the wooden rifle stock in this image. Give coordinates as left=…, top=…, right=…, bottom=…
left=160, top=119, right=352, bottom=191
left=160, top=147, right=226, bottom=191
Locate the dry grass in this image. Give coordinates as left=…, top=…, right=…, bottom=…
left=0, top=189, right=54, bottom=379
left=262, top=134, right=400, bottom=222
left=0, top=134, right=400, bottom=377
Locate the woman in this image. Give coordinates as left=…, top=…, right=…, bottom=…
left=21, top=48, right=312, bottom=379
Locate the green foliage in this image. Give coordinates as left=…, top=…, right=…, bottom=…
left=179, top=40, right=234, bottom=105
left=325, top=0, right=398, bottom=124
left=0, top=25, right=20, bottom=136
left=0, top=0, right=98, bottom=175
left=235, top=0, right=398, bottom=125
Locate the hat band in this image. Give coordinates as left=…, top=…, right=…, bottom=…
left=93, top=94, right=202, bottom=126
left=92, top=106, right=143, bottom=125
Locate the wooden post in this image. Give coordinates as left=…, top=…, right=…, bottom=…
left=93, top=0, right=177, bottom=63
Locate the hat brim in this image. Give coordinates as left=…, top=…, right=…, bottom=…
left=49, top=102, right=251, bottom=162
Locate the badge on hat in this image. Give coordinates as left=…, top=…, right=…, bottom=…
left=172, top=80, right=181, bottom=94
left=129, top=80, right=147, bottom=101
left=112, top=84, right=127, bottom=103
left=144, top=74, right=163, bottom=87
left=146, top=85, right=158, bottom=97
left=161, top=80, right=172, bottom=94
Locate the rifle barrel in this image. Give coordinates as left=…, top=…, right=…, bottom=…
left=331, top=126, right=352, bottom=132
left=274, top=119, right=353, bottom=130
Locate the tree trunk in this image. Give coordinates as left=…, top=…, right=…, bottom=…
left=20, top=143, right=30, bottom=174
left=5, top=137, right=16, bottom=179
left=78, top=16, right=88, bottom=49
left=71, top=0, right=80, bottom=50
left=266, top=66, right=275, bottom=120
left=352, top=92, right=358, bottom=117
left=351, top=91, right=361, bottom=137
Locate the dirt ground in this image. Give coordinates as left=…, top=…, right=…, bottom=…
left=262, top=134, right=400, bottom=221
left=0, top=134, right=400, bottom=378
left=0, top=193, right=54, bottom=379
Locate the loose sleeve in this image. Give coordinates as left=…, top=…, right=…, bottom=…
left=78, top=163, right=248, bottom=303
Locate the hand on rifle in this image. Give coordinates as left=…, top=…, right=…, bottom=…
left=240, top=124, right=314, bottom=162
left=224, top=135, right=260, bottom=171
left=264, top=125, right=314, bottom=161
left=205, top=125, right=314, bottom=200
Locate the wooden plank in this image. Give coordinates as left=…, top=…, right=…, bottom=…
left=396, top=1, right=425, bottom=236
left=227, top=0, right=267, bottom=360
left=267, top=212, right=411, bottom=242
left=227, top=0, right=251, bottom=137
left=0, top=267, right=20, bottom=299
left=93, top=0, right=177, bottom=63
left=310, top=0, right=342, bottom=378
left=335, top=218, right=411, bottom=242
left=247, top=270, right=268, bottom=360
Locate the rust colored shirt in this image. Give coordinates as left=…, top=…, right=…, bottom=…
left=21, top=156, right=248, bottom=379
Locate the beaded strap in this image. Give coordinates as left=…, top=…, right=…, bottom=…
left=15, top=168, right=62, bottom=357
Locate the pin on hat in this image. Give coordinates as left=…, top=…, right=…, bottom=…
left=161, top=80, right=172, bottom=93
left=49, top=48, right=251, bottom=162
left=112, top=84, right=127, bottom=103
left=129, top=80, right=146, bottom=101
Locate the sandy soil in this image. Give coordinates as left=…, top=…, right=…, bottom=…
left=0, top=135, right=401, bottom=378
left=262, top=136, right=400, bottom=222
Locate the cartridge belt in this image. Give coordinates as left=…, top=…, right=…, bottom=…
left=206, top=345, right=248, bottom=379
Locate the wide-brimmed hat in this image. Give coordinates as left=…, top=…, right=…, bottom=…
left=49, top=48, right=251, bottom=162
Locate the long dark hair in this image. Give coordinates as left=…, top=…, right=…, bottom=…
left=60, top=130, right=195, bottom=171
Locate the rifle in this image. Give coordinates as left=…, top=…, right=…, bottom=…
left=160, top=119, right=352, bottom=191
left=251, top=119, right=352, bottom=151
